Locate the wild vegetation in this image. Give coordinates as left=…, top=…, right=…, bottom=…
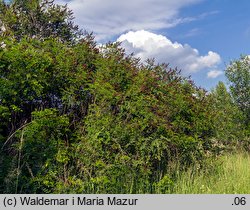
left=171, top=152, right=250, bottom=194
left=0, top=0, right=249, bottom=193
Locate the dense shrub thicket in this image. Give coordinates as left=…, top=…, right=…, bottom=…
left=0, top=0, right=249, bottom=193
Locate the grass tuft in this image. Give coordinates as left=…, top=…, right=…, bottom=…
left=171, top=152, right=250, bottom=194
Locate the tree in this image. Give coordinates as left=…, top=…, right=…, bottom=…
left=0, top=40, right=217, bottom=193
left=211, top=81, right=244, bottom=141
left=0, top=0, right=82, bottom=42
left=0, top=35, right=98, bottom=193
left=225, top=56, right=250, bottom=126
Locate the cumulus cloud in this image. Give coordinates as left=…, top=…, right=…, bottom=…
left=55, top=0, right=201, bottom=41
left=117, top=30, right=221, bottom=74
left=207, top=70, right=224, bottom=78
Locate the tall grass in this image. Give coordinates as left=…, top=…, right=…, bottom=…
left=171, top=152, right=250, bottom=194
left=43, top=151, right=250, bottom=194
left=80, top=152, right=250, bottom=194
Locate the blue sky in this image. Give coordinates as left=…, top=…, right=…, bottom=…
left=56, top=0, right=250, bottom=90
left=166, top=0, right=250, bottom=89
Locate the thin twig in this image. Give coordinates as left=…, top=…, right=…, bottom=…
left=1, top=121, right=31, bottom=150
left=16, top=128, right=24, bottom=194
left=26, top=162, right=35, bottom=179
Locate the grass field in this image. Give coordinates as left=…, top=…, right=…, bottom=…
left=170, top=152, right=250, bottom=194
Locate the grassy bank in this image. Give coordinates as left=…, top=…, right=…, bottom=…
left=171, top=152, right=250, bottom=194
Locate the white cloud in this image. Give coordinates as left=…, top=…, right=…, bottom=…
left=117, top=30, right=221, bottom=74
left=207, top=70, right=224, bottom=78
left=55, top=0, right=202, bottom=41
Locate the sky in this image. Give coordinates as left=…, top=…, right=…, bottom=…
left=56, top=0, right=250, bottom=90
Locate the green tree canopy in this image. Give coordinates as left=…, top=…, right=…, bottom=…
left=210, top=81, right=244, bottom=141
left=225, top=56, right=250, bottom=126
left=0, top=0, right=82, bottom=42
